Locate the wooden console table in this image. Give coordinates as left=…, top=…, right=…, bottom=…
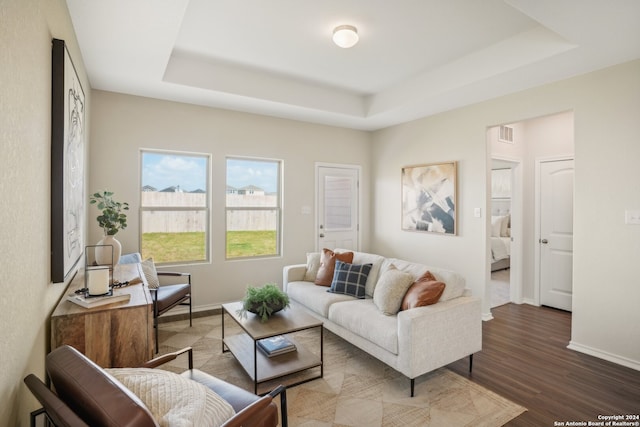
left=51, top=263, right=154, bottom=367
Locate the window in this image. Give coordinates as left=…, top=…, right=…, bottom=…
left=226, top=157, right=281, bottom=259
left=140, top=151, right=209, bottom=264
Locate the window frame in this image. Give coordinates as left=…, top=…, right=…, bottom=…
left=225, top=156, right=282, bottom=260
left=139, top=149, right=211, bottom=266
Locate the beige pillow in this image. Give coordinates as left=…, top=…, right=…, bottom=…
left=373, top=264, right=414, bottom=315
left=106, top=367, right=235, bottom=426
left=303, top=252, right=321, bottom=282
left=141, top=258, right=160, bottom=289
left=401, top=270, right=446, bottom=310
left=315, top=249, right=354, bottom=287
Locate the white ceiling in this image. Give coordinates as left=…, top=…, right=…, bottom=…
left=66, top=0, right=640, bottom=131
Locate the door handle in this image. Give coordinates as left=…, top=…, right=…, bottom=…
left=319, top=233, right=325, bottom=238
left=540, top=239, right=548, bottom=244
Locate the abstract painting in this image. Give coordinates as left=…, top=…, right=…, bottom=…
left=402, top=162, right=457, bottom=235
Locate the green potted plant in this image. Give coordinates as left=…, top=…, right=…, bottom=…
left=239, top=283, right=290, bottom=322
left=89, top=190, right=129, bottom=265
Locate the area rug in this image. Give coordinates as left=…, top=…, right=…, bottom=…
left=158, top=315, right=526, bottom=426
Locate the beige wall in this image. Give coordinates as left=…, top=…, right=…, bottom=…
left=0, top=0, right=91, bottom=425
left=372, top=60, right=640, bottom=370
left=89, top=90, right=372, bottom=309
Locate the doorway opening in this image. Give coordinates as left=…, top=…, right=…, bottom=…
left=487, top=111, right=574, bottom=315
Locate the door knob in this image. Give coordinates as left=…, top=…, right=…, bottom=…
left=540, top=239, right=548, bottom=244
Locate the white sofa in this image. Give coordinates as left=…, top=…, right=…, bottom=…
left=283, top=249, right=482, bottom=396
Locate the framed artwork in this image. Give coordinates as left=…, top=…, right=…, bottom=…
left=402, top=162, right=457, bottom=235
left=491, top=168, right=511, bottom=199
left=51, top=39, right=85, bottom=282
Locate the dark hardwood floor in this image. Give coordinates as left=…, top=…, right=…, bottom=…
left=447, top=303, right=640, bottom=426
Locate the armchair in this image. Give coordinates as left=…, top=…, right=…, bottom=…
left=120, top=253, right=192, bottom=353
left=25, top=345, right=287, bottom=427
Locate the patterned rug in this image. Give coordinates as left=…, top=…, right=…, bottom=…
left=158, top=315, right=526, bottom=426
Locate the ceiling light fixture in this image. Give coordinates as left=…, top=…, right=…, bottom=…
left=332, top=25, right=359, bottom=48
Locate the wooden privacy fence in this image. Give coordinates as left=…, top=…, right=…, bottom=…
left=141, top=192, right=277, bottom=232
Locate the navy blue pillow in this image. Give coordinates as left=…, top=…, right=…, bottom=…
left=327, top=261, right=372, bottom=299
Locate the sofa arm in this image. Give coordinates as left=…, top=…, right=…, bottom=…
left=396, top=296, right=482, bottom=378
left=282, top=264, right=307, bottom=292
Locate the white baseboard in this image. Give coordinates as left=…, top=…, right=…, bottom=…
left=482, top=312, right=494, bottom=321
left=522, top=298, right=537, bottom=306
left=568, top=341, right=640, bottom=372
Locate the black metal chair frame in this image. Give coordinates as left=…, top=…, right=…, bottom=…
left=150, top=271, right=192, bottom=353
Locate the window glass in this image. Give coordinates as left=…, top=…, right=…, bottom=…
left=141, top=151, right=209, bottom=264
left=226, top=157, right=281, bottom=259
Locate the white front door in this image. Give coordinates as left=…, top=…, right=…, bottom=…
left=316, top=165, right=359, bottom=251
left=539, top=159, right=574, bottom=311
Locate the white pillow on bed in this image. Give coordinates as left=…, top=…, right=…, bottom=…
left=501, top=214, right=511, bottom=237
left=491, top=216, right=505, bottom=237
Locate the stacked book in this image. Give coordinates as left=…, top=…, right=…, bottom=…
left=66, top=289, right=131, bottom=309
left=257, top=335, right=297, bottom=357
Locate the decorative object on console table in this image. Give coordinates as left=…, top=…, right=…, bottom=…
left=239, top=283, right=290, bottom=322
left=89, top=190, right=129, bottom=265
left=401, top=161, right=457, bottom=235
left=50, top=38, right=86, bottom=283
left=66, top=289, right=131, bottom=309
left=84, top=244, right=113, bottom=295
left=258, top=335, right=297, bottom=357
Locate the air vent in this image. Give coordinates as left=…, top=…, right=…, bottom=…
left=499, top=125, right=514, bottom=144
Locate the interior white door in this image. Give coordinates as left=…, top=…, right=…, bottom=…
left=539, top=159, right=574, bottom=311
left=317, top=166, right=359, bottom=251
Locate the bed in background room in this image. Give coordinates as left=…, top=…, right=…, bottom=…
left=491, top=199, right=511, bottom=272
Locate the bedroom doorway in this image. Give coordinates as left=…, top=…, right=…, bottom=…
left=490, top=159, right=521, bottom=308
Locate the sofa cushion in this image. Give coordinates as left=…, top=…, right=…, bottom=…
left=287, top=281, right=355, bottom=317
left=328, top=299, right=399, bottom=354
left=373, top=264, right=414, bottom=315
left=106, top=367, right=235, bottom=426
left=335, top=249, right=385, bottom=296
left=328, top=261, right=372, bottom=299
left=401, top=271, right=446, bottom=310
left=303, top=252, right=321, bottom=282
left=386, top=258, right=465, bottom=301
left=315, top=249, right=354, bottom=286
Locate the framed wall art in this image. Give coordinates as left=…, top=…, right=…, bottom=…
left=402, top=161, right=457, bottom=235
left=51, top=38, right=85, bottom=282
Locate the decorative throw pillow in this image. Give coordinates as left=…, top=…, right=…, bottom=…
left=491, top=216, right=504, bottom=237
left=401, top=270, right=446, bottom=310
left=327, top=261, right=372, bottom=299
left=501, top=214, right=511, bottom=237
left=141, top=258, right=160, bottom=289
left=303, top=252, right=321, bottom=282
left=106, top=367, right=235, bottom=426
left=373, top=264, right=415, bottom=315
left=315, top=249, right=354, bottom=286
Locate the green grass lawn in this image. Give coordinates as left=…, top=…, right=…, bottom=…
left=142, top=230, right=276, bottom=263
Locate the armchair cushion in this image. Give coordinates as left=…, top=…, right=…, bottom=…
left=106, top=368, right=235, bottom=426
left=154, top=283, right=191, bottom=313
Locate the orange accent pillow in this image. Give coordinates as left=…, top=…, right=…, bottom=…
left=314, top=249, right=354, bottom=286
left=401, top=270, right=446, bottom=310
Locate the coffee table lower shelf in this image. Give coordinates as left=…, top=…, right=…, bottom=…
left=224, top=333, right=322, bottom=394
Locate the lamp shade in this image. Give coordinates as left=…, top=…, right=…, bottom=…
left=333, top=25, right=359, bottom=48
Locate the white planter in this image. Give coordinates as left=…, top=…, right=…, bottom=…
left=95, top=235, right=122, bottom=265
